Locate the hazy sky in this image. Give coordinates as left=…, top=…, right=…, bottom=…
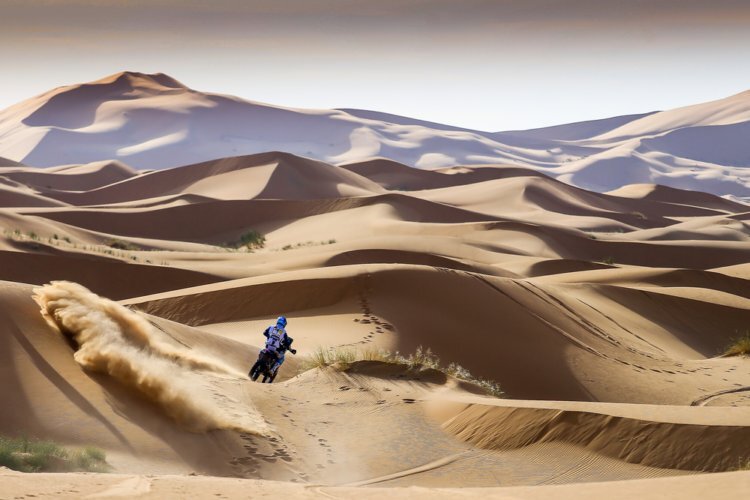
left=2, top=0, right=749, bottom=131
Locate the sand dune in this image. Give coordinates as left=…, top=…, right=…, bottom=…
left=0, top=182, right=67, bottom=208
left=1, top=146, right=749, bottom=497
left=36, top=152, right=381, bottom=206
left=2, top=72, right=750, bottom=197
left=341, top=158, right=541, bottom=191
left=607, top=183, right=748, bottom=213
left=0, top=156, right=25, bottom=167
left=438, top=398, right=750, bottom=471
left=0, top=250, right=220, bottom=299
left=2, top=159, right=138, bottom=192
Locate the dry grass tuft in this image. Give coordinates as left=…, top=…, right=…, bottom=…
left=300, top=346, right=358, bottom=371
left=724, top=332, right=750, bottom=357
left=300, top=345, right=504, bottom=397
left=0, top=436, right=109, bottom=473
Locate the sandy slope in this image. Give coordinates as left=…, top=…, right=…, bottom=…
left=1, top=151, right=749, bottom=497
left=1, top=72, right=750, bottom=197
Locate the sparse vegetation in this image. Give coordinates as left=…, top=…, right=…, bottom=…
left=599, top=256, right=616, bottom=265
left=224, top=230, right=266, bottom=250
left=301, top=346, right=358, bottom=371
left=279, top=240, right=336, bottom=251
left=300, top=345, right=504, bottom=397
left=0, top=436, right=108, bottom=473
left=724, top=332, right=750, bottom=357
left=239, top=230, right=265, bottom=248
left=107, top=238, right=140, bottom=251
left=1, top=227, right=172, bottom=267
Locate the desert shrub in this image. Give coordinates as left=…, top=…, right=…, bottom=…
left=599, top=256, right=616, bottom=265
left=0, top=446, right=21, bottom=470
left=223, top=230, right=265, bottom=250
left=107, top=239, right=140, bottom=251
left=71, top=446, right=108, bottom=471
left=238, top=230, right=265, bottom=248
left=300, top=345, right=504, bottom=398
left=724, top=332, right=750, bottom=357
left=0, top=436, right=108, bottom=473
left=404, top=345, right=440, bottom=370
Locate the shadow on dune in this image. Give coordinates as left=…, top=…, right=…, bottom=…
left=0, top=289, right=135, bottom=450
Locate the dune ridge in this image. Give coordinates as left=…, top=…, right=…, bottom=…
left=440, top=402, right=750, bottom=472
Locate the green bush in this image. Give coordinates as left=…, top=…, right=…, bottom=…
left=223, top=230, right=266, bottom=250
left=238, top=230, right=265, bottom=248
left=0, top=436, right=108, bottom=473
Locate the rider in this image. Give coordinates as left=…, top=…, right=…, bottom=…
left=250, top=316, right=296, bottom=379
left=269, top=331, right=296, bottom=380
left=263, top=316, right=296, bottom=373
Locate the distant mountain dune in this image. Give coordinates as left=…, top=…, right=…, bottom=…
left=0, top=72, right=749, bottom=198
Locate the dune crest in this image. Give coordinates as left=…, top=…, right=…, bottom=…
left=32, top=281, right=267, bottom=434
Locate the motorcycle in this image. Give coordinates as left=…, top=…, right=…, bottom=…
left=249, top=347, right=296, bottom=383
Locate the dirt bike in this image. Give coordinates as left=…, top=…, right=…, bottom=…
left=249, top=347, right=296, bottom=383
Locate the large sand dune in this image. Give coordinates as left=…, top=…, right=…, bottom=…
left=1, top=72, right=750, bottom=198
left=0, top=150, right=749, bottom=497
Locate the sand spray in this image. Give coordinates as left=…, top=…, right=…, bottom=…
left=33, top=281, right=268, bottom=435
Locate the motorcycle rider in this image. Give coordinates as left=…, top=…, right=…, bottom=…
left=268, top=332, right=296, bottom=382
left=249, top=316, right=296, bottom=380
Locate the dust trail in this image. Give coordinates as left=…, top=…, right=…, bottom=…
left=33, top=281, right=268, bottom=435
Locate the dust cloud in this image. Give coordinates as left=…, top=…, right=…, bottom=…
left=33, top=281, right=267, bottom=434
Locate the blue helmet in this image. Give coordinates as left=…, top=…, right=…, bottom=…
left=276, top=316, right=287, bottom=328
